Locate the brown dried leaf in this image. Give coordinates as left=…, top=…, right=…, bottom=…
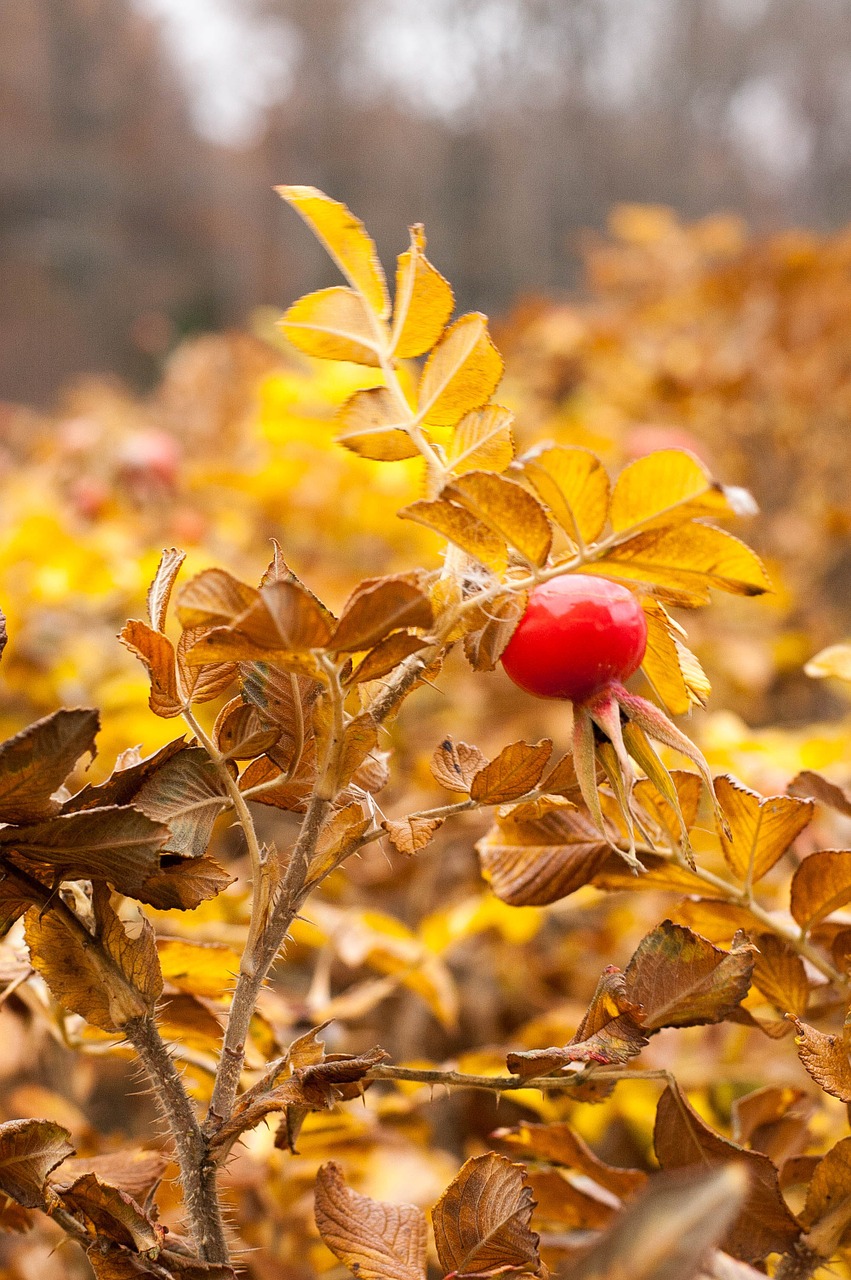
left=331, top=576, right=433, bottom=653
left=493, top=1121, right=646, bottom=1198
left=391, top=223, right=454, bottom=359
left=119, top=621, right=183, bottom=718
left=25, top=887, right=162, bottom=1032
left=323, top=713, right=379, bottom=796
left=463, top=591, right=526, bottom=672
left=0, top=1119, right=74, bottom=1209
left=624, top=921, right=754, bottom=1031
left=716, top=776, right=813, bottom=885
left=132, top=748, right=229, bottom=857
left=444, top=471, right=552, bottom=568
left=176, top=569, right=258, bottom=630
left=523, top=1166, right=614, bottom=1230
left=432, top=1153, right=539, bottom=1278
left=135, top=855, right=233, bottom=912
left=431, top=738, right=488, bottom=792
left=147, top=548, right=186, bottom=633
left=59, top=1173, right=162, bottom=1251
left=307, top=803, right=370, bottom=885
left=731, top=1087, right=813, bottom=1166
left=0, top=709, right=99, bottom=824
left=790, top=850, right=851, bottom=931
left=212, top=699, right=278, bottom=761
left=175, top=628, right=236, bottom=705
left=315, top=1160, right=427, bottom=1280
left=51, top=1150, right=168, bottom=1203
left=788, top=770, right=851, bottom=818
left=654, top=1082, right=801, bottom=1263
left=347, top=631, right=430, bottom=685
left=470, top=739, right=552, bottom=805
left=799, top=1136, right=851, bottom=1256
left=238, top=756, right=313, bottom=813
left=62, top=739, right=188, bottom=813
left=508, top=970, right=647, bottom=1074
left=383, top=814, right=444, bottom=855
left=88, top=1244, right=235, bottom=1278
left=0, top=806, right=168, bottom=896
left=477, top=805, right=609, bottom=906
left=418, top=313, right=503, bottom=428
left=793, top=1018, right=851, bottom=1103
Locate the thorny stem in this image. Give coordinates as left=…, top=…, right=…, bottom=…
left=124, top=1015, right=229, bottom=1265
left=364, top=1062, right=674, bottom=1094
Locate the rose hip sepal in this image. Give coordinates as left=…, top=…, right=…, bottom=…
left=501, top=574, right=727, bottom=868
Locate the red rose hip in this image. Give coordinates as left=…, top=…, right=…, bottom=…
left=501, top=574, right=648, bottom=703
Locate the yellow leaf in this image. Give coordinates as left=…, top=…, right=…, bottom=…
left=520, top=445, right=609, bottom=546
left=447, top=405, right=515, bottom=475
left=594, top=523, right=771, bottom=603
left=418, top=314, right=503, bottom=427
left=335, top=387, right=419, bottom=461
left=400, top=498, right=508, bottom=573
left=443, top=471, right=552, bottom=567
left=791, top=850, right=851, bottom=931
left=391, top=224, right=454, bottom=359
left=156, top=938, right=242, bottom=1001
left=280, top=287, right=381, bottom=366
left=750, top=933, right=809, bottom=1018
left=277, top=185, right=390, bottom=319
left=641, top=600, right=710, bottom=715
left=805, top=643, right=851, bottom=683
left=610, top=449, right=740, bottom=532
left=716, top=775, right=813, bottom=884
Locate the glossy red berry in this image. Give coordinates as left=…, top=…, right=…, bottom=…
left=501, top=574, right=648, bottom=703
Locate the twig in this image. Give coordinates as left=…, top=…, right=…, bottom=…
left=364, top=1062, right=672, bottom=1093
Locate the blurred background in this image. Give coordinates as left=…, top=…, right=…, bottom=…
left=4, top=0, right=851, bottom=403
left=1, top=0, right=851, bottom=752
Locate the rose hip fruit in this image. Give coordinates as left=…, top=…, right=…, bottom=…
left=501, top=574, right=648, bottom=703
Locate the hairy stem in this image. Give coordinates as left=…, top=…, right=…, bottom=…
left=183, top=709, right=269, bottom=978
left=124, top=1015, right=229, bottom=1265
left=205, top=792, right=332, bottom=1132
